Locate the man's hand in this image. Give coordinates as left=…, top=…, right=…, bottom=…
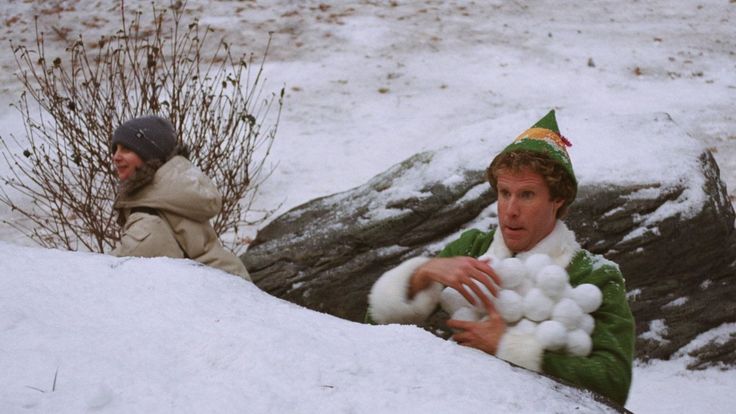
left=409, top=257, right=500, bottom=310
left=448, top=302, right=507, bottom=355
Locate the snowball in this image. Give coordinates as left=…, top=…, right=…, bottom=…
left=467, top=278, right=496, bottom=312
left=494, top=257, right=527, bottom=289
left=524, top=254, right=553, bottom=281
left=579, top=313, right=595, bottom=335
left=566, top=329, right=593, bottom=356
left=514, top=278, right=534, bottom=296
left=563, top=284, right=574, bottom=299
left=440, top=287, right=470, bottom=315
left=535, top=320, right=568, bottom=351
left=451, top=307, right=481, bottom=322
left=495, top=289, right=523, bottom=323
left=572, top=283, right=603, bottom=313
left=511, top=318, right=538, bottom=334
left=536, top=265, right=569, bottom=300
left=522, top=288, right=554, bottom=322
left=552, top=298, right=584, bottom=330
left=444, top=279, right=495, bottom=313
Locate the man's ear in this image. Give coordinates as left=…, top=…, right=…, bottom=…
left=552, top=198, right=565, bottom=216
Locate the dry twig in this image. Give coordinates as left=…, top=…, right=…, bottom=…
left=0, top=1, right=283, bottom=253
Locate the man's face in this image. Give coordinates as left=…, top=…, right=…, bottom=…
left=496, top=167, right=564, bottom=253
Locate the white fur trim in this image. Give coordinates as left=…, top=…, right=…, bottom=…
left=496, top=330, right=544, bottom=372
left=486, top=229, right=513, bottom=260
left=367, top=257, right=443, bottom=324
left=492, top=220, right=580, bottom=268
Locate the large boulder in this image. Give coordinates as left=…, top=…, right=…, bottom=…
left=243, top=113, right=736, bottom=367
left=568, top=151, right=736, bottom=365
left=243, top=151, right=495, bottom=319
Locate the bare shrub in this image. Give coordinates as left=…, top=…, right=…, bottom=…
left=0, top=1, right=283, bottom=253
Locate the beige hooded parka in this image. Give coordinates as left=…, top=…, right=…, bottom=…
left=112, top=155, right=250, bottom=280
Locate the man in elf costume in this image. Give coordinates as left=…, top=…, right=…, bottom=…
left=367, top=110, right=635, bottom=406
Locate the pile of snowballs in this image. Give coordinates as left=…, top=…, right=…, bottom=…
left=440, top=253, right=603, bottom=357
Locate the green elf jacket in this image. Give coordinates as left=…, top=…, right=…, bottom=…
left=367, top=221, right=635, bottom=406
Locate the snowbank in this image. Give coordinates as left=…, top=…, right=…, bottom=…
left=0, top=242, right=616, bottom=413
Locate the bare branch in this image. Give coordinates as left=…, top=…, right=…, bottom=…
left=0, top=2, right=281, bottom=253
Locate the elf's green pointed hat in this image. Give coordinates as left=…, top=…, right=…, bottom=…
left=496, top=109, right=577, bottom=188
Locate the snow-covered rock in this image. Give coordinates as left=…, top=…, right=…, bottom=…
left=244, top=113, right=736, bottom=367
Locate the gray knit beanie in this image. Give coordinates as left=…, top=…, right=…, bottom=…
left=111, top=115, right=177, bottom=161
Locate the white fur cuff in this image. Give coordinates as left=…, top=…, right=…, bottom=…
left=367, top=257, right=443, bottom=325
left=496, top=330, right=544, bottom=372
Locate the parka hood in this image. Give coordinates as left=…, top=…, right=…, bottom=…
left=115, top=156, right=222, bottom=222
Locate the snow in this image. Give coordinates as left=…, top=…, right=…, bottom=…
left=629, top=357, right=736, bottom=414
left=663, top=297, right=689, bottom=309
left=640, top=319, right=670, bottom=344
left=676, top=322, right=736, bottom=358
left=2, top=242, right=732, bottom=412
left=1, top=0, right=735, bottom=413
left=0, top=242, right=617, bottom=413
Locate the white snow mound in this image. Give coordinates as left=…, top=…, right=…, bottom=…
left=0, top=242, right=618, bottom=413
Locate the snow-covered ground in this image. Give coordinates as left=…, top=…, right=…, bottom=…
left=2, top=243, right=735, bottom=413
left=1, top=1, right=735, bottom=413
left=1, top=242, right=624, bottom=413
